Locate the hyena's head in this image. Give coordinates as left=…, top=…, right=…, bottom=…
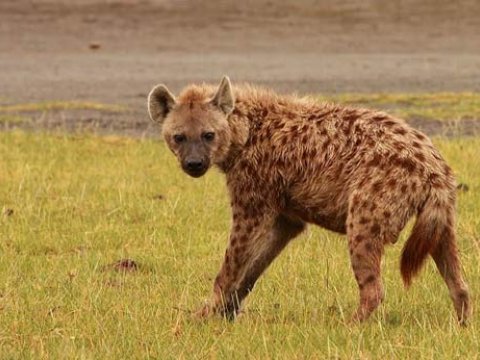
left=148, top=76, right=235, bottom=178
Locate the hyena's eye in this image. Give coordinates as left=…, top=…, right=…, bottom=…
left=173, top=134, right=186, bottom=144
left=202, top=132, right=215, bottom=142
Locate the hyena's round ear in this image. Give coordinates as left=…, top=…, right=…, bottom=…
left=148, top=84, right=176, bottom=124
left=211, top=75, right=235, bottom=115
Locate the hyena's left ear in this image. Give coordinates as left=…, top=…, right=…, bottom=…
left=211, top=76, right=235, bottom=115
left=148, top=84, right=176, bottom=124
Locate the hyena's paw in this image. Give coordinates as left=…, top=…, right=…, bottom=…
left=348, top=307, right=372, bottom=324
left=349, top=289, right=385, bottom=324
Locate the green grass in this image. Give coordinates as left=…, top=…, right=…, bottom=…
left=320, top=92, right=480, bottom=121
left=0, top=131, right=479, bottom=358
left=0, top=101, right=126, bottom=113
left=0, top=114, right=29, bottom=125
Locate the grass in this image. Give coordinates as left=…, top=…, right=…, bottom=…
left=0, top=114, right=29, bottom=125
left=0, top=131, right=479, bottom=358
left=0, top=101, right=126, bottom=113
left=320, top=92, right=480, bottom=121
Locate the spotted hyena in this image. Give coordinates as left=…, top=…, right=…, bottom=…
left=147, top=76, right=471, bottom=324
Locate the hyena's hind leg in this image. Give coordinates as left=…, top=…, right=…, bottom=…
left=347, top=215, right=386, bottom=322
left=347, top=193, right=405, bottom=321
left=430, top=225, right=471, bottom=325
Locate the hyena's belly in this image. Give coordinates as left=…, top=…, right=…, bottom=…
left=285, top=199, right=347, bottom=234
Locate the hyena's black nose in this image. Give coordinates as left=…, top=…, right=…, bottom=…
left=186, top=160, right=204, bottom=171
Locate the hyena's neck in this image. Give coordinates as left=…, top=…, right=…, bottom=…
left=215, top=87, right=317, bottom=173
left=216, top=94, right=265, bottom=173
left=216, top=108, right=250, bottom=173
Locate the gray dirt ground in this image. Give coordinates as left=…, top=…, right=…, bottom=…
left=1, top=0, right=479, bottom=136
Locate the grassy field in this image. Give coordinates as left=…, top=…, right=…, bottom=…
left=321, top=92, right=480, bottom=122
left=0, top=130, right=479, bottom=358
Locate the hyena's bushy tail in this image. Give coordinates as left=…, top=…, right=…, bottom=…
left=400, top=186, right=455, bottom=287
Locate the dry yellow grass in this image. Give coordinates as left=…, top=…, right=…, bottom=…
left=0, top=130, right=479, bottom=358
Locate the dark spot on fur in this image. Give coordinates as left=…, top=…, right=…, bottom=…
left=364, top=274, right=376, bottom=285
left=393, top=128, right=407, bottom=136
left=352, top=194, right=360, bottom=207
left=444, top=164, right=452, bottom=176
left=371, top=181, right=382, bottom=192
left=353, top=138, right=362, bottom=148
left=322, top=139, right=331, bottom=151
left=387, top=178, right=397, bottom=188
left=365, top=242, right=373, bottom=252
left=359, top=175, right=371, bottom=188
left=359, top=217, right=369, bottom=225
left=393, top=141, right=405, bottom=151
left=399, top=157, right=417, bottom=173
left=371, top=223, right=381, bottom=236
left=414, top=132, right=427, bottom=141
left=414, top=152, right=426, bottom=162
left=383, top=210, right=391, bottom=218
left=370, top=203, right=377, bottom=211
left=265, top=127, right=272, bottom=139
left=233, top=223, right=241, bottom=233
left=343, top=117, right=356, bottom=135
left=373, top=114, right=388, bottom=121
left=428, top=173, right=444, bottom=188
left=401, top=184, right=408, bottom=192
left=456, top=290, right=469, bottom=302
left=366, top=153, right=382, bottom=168
left=412, top=141, right=422, bottom=149
left=233, top=255, right=242, bottom=268
left=354, top=234, right=364, bottom=243
left=236, top=243, right=247, bottom=254
left=383, top=120, right=396, bottom=127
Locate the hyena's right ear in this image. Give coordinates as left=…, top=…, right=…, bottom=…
left=148, top=84, right=176, bottom=124
left=211, top=76, right=235, bottom=115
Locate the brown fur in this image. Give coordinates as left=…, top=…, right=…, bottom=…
left=148, top=76, right=471, bottom=324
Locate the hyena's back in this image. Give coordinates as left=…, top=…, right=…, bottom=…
left=255, top=104, right=448, bottom=235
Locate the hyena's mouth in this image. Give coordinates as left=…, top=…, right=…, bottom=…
left=184, top=167, right=208, bottom=178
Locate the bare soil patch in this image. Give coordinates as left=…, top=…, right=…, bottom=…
left=1, top=0, right=479, bottom=137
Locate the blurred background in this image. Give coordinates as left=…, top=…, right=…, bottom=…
left=1, top=0, right=479, bottom=135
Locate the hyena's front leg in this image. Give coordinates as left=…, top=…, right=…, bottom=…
left=197, top=213, right=305, bottom=320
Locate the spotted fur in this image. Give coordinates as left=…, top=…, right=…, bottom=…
left=148, top=76, right=471, bottom=324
